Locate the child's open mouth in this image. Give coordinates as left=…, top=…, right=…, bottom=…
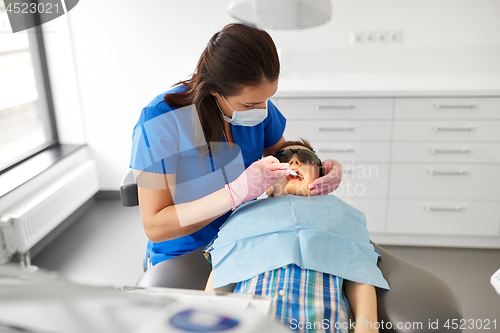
left=287, top=169, right=303, bottom=181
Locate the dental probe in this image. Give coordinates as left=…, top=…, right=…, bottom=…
left=287, top=170, right=304, bottom=179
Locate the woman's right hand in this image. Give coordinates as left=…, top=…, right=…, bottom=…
left=225, top=156, right=290, bottom=210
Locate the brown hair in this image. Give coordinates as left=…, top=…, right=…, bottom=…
left=164, top=23, right=280, bottom=147
left=276, top=138, right=316, bottom=153
left=275, top=138, right=323, bottom=177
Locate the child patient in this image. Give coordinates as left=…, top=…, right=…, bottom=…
left=204, top=139, right=389, bottom=333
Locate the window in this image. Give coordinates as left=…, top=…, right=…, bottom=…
left=0, top=2, right=58, bottom=172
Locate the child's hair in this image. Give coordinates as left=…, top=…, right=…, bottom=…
left=275, top=138, right=316, bottom=153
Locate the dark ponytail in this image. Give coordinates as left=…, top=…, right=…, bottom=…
left=164, top=23, right=280, bottom=146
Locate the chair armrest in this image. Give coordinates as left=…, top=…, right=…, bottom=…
left=136, top=246, right=212, bottom=290
left=120, top=170, right=139, bottom=207
left=373, top=243, right=463, bottom=333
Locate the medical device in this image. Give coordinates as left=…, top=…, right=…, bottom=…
left=286, top=169, right=303, bottom=179
left=491, top=268, right=500, bottom=295
left=0, top=264, right=289, bottom=333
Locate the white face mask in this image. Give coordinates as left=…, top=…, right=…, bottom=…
left=215, top=95, right=268, bottom=126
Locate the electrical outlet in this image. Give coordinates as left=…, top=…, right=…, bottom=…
left=390, top=31, right=403, bottom=43
left=351, top=32, right=365, bottom=44
left=351, top=31, right=403, bottom=45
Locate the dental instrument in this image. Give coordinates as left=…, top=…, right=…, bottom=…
left=287, top=170, right=304, bottom=179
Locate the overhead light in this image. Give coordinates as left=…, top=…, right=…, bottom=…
left=228, top=0, right=332, bottom=30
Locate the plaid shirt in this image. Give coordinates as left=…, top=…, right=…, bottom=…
left=234, top=264, right=351, bottom=333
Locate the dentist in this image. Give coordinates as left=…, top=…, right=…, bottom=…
left=129, top=23, right=343, bottom=270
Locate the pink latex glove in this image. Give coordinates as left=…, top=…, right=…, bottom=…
left=225, top=156, right=290, bottom=210
left=308, top=159, right=343, bottom=196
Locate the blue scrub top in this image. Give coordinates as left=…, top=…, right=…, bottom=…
left=129, top=86, right=286, bottom=266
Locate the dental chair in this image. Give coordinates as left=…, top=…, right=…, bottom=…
left=121, top=170, right=463, bottom=333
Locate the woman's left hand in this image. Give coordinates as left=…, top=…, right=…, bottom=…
left=308, top=159, right=343, bottom=196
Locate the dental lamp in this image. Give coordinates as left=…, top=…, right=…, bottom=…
left=227, top=0, right=332, bottom=30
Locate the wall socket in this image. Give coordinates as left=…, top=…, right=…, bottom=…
left=351, top=31, right=403, bottom=45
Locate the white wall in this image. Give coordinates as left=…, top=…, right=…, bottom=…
left=43, top=0, right=500, bottom=190
left=271, top=0, right=500, bottom=75
left=272, top=0, right=500, bottom=49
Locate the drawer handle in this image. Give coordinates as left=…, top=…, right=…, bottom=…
left=317, top=148, right=355, bottom=153
left=315, top=104, right=356, bottom=110
left=425, top=205, right=464, bottom=212
left=314, top=126, right=355, bottom=132
left=434, top=104, right=477, bottom=109
left=429, top=148, right=471, bottom=154
left=431, top=126, right=474, bottom=132
left=427, top=169, right=469, bottom=176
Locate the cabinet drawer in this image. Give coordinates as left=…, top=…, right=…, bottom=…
left=395, top=98, right=500, bottom=119
left=337, top=197, right=387, bottom=233
left=311, top=142, right=391, bottom=163
left=392, top=142, right=500, bottom=163
left=387, top=200, right=500, bottom=236
left=389, top=164, right=500, bottom=200
left=334, top=163, right=389, bottom=199
left=393, top=120, right=500, bottom=141
left=285, top=120, right=392, bottom=141
left=277, top=98, right=393, bottom=119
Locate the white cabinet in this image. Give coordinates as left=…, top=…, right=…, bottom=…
left=389, top=164, right=500, bottom=200
left=386, top=200, right=500, bottom=236
left=388, top=97, right=500, bottom=243
left=285, top=120, right=392, bottom=141
left=274, top=96, right=500, bottom=247
left=279, top=98, right=393, bottom=119
left=337, top=163, right=390, bottom=199
left=313, top=142, right=392, bottom=163
left=391, top=142, right=500, bottom=163
left=393, top=120, right=500, bottom=141
left=394, top=98, right=500, bottom=119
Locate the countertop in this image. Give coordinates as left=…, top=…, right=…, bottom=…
left=274, top=72, right=500, bottom=97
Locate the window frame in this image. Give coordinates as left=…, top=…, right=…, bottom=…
left=0, top=10, right=59, bottom=175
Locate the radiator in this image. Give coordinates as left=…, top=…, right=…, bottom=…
left=0, top=160, right=99, bottom=261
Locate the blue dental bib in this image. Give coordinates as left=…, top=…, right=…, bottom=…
left=207, top=195, right=389, bottom=290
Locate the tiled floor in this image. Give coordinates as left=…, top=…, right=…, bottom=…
left=32, top=199, right=148, bottom=288
left=32, top=198, right=500, bottom=323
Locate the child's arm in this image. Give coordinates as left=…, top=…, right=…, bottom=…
left=344, top=281, right=379, bottom=333
left=205, top=270, right=236, bottom=293
left=205, top=270, right=215, bottom=291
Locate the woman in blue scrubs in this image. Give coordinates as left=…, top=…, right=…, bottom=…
left=129, top=23, right=343, bottom=270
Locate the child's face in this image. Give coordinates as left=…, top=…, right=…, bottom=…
left=267, top=145, right=320, bottom=197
